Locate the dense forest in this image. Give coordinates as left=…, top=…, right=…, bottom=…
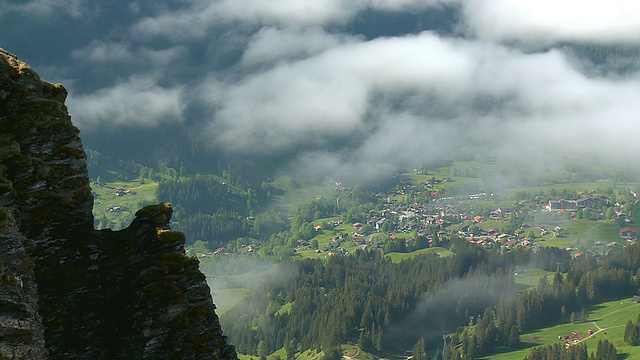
left=156, top=174, right=255, bottom=248
left=217, top=239, right=640, bottom=359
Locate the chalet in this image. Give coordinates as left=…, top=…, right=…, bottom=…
left=548, top=200, right=577, bottom=211
left=504, top=239, right=517, bottom=247
left=620, top=227, right=638, bottom=239
left=576, top=196, right=606, bottom=209
left=497, top=234, right=509, bottom=242
left=375, top=218, right=387, bottom=230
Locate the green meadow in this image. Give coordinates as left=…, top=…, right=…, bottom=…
left=481, top=298, right=640, bottom=359
left=91, top=178, right=158, bottom=229
left=386, top=247, right=454, bottom=263
left=210, top=288, right=249, bottom=315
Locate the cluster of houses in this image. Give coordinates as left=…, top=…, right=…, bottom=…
left=114, top=186, right=135, bottom=197
left=339, top=188, right=639, bottom=253
left=363, top=195, right=531, bottom=249
left=203, top=177, right=640, bottom=258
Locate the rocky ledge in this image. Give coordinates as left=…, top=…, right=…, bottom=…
left=0, top=48, right=236, bottom=359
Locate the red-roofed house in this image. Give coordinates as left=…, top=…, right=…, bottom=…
left=620, top=227, right=638, bottom=239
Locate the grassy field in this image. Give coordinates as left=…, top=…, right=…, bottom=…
left=386, top=247, right=454, bottom=263
left=529, top=219, right=624, bottom=251
left=512, top=268, right=555, bottom=289
left=91, top=178, right=158, bottom=229
left=480, top=298, right=640, bottom=359
left=501, top=180, right=640, bottom=199
left=272, top=180, right=345, bottom=215
left=210, top=288, right=249, bottom=315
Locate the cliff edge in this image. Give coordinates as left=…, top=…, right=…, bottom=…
left=0, top=48, right=237, bottom=359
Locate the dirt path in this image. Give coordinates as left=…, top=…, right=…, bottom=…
left=572, top=325, right=603, bottom=345
left=568, top=303, right=638, bottom=346
left=343, top=345, right=360, bottom=360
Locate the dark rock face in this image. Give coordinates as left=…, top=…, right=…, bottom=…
left=0, top=49, right=236, bottom=359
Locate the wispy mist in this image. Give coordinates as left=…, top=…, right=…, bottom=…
left=201, top=256, right=297, bottom=316
left=387, top=272, right=518, bottom=343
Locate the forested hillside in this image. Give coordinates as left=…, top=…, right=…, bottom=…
left=218, top=239, right=640, bottom=359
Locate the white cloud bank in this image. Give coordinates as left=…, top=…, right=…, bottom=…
left=462, top=0, right=640, bottom=46
left=34, top=0, right=639, bottom=182
left=68, top=76, right=186, bottom=128
left=197, top=29, right=640, bottom=182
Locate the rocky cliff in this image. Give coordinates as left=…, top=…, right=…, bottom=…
left=0, top=48, right=237, bottom=359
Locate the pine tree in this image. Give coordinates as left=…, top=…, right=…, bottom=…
left=412, top=337, right=429, bottom=360
left=507, top=325, right=520, bottom=348
left=561, top=305, right=568, bottom=323
left=625, top=319, right=634, bottom=344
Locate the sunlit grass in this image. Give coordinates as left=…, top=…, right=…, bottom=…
left=386, top=247, right=454, bottom=263
left=480, top=298, right=640, bottom=359
left=512, top=268, right=555, bottom=289
left=91, top=178, right=158, bottom=229
left=209, top=288, right=248, bottom=315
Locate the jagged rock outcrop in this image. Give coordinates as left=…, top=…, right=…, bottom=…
left=0, top=48, right=236, bottom=359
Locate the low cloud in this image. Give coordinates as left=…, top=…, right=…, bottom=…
left=239, top=27, right=360, bottom=68
left=198, top=29, right=640, bottom=183
left=9, top=0, right=640, bottom=186
left=462, top=0, right=640, bottom=46
left=71, top=41, right=134, bottom=63
left=0, top=0, right=90, bottom=18
left=387, top=272, right=518, bottom=343
left=200, top=32, right=475, bottom=155
left=68, top=76, right=186, bottom=130
left=71, top=41, right=185, bottom=69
